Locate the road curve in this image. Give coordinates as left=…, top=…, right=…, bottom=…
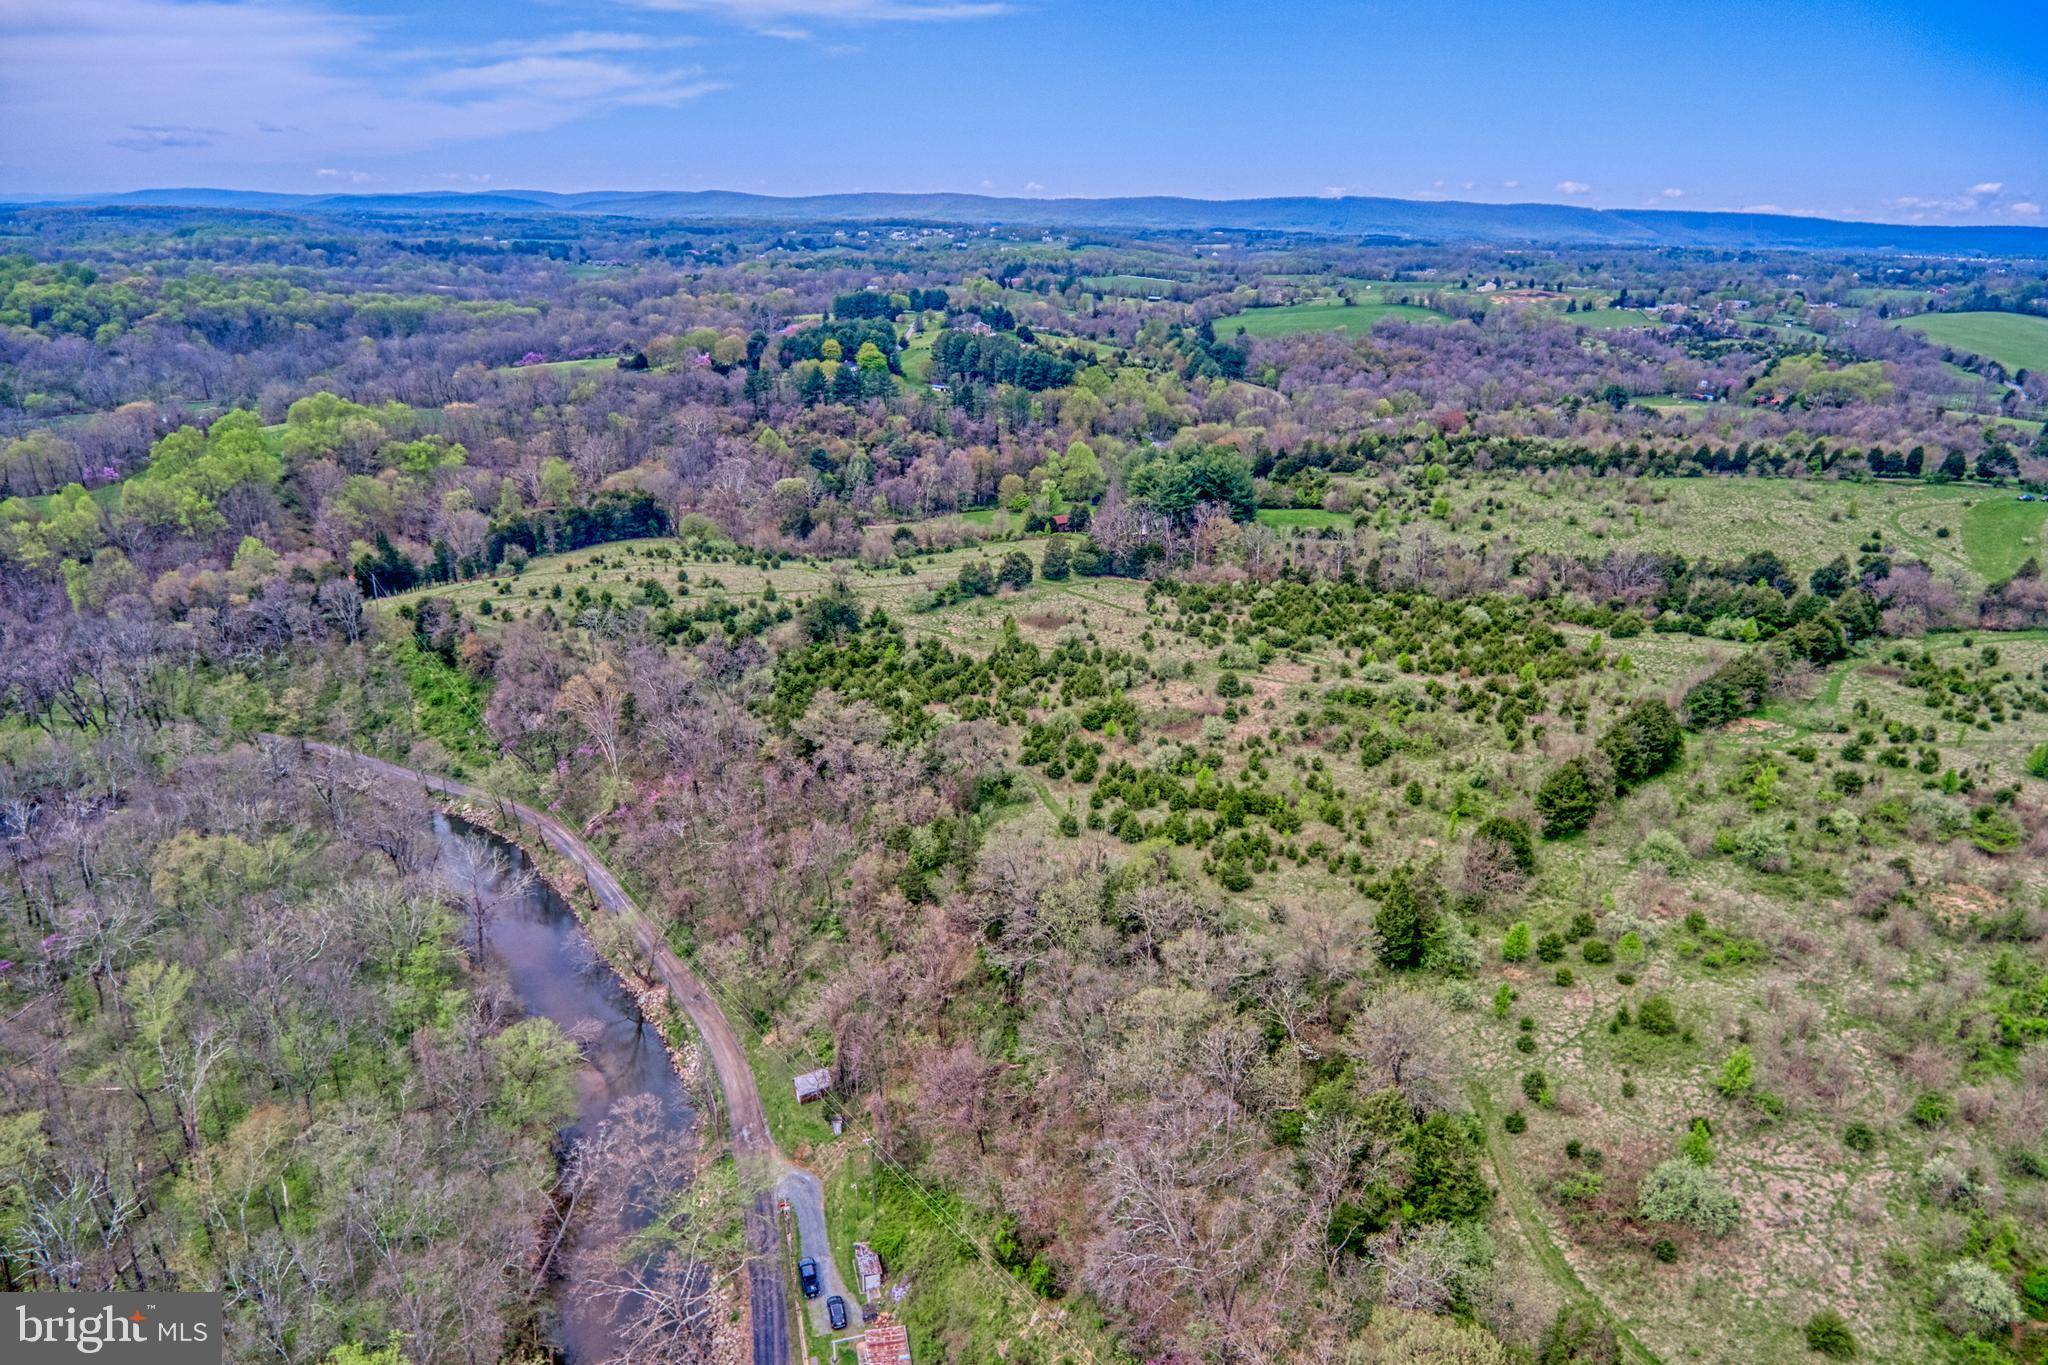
left=286, top=739, right=796, bottom=1365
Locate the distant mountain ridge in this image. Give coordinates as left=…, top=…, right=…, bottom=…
left=10, top=186, right=2047, bottom=255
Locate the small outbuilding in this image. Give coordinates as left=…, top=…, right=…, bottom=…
left=856, top=1314, right=912, bottom=1365
left=794, top=1068, right=832, bottom=1104
left=854, top=1241, right=884, bottom=1295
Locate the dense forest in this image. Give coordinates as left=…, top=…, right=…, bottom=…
left=3, top=202, right=2048, bottom=1364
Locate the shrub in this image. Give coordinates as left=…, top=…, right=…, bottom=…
left=1476, top=813, right=1537, bottom=874
left=1803, top=1309, right=1858, bottom=1358
left=1680, top=1119, right=1714, bottom=1166
left=1503, top=1109, right=1528, bottom=1134
left=1716, top=1046, right=1755, bottom=1099
left=1536, top=933, right=1566, bottom=963
left=1637, top=1158, right=1740, bottom=1235
left=1932, top=1260, right=2021, bottom=1338
left=1636, top=829, right=1691, bottom=872
left=1537, top=1305, right=1618, bottom=1365
left=1537, top=756, right=1605, bottom=837
left=1373, top=863, right=1443, bottom=970
left=1522, top=1069, right=1550, bottom=1104
left=1843, top=1122, right=1877, bottom=1153
left=1970, top=806, right=2023, bottom=855
left=1502, top=920, right=1532, bottom=962
left=1651, top=1237, right=1679, bottom=1264
left=2026, top=742, right=2048, bottom=781
left=1599, top=698, right=1685, bottom=789
left=1554, top=967, right=1575, bottom=987
left=1582, top=939, right=1614, bottom=964
left=1911, top=1091, right=1954, bottom=1127
left=1636, top=994, right=1679, bottom=1036
left=1352, top=1307, right=1509, bottom=1365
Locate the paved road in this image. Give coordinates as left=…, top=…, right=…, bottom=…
left=288, top=740, right=824, bottom=1365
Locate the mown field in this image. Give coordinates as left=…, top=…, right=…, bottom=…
left=1215, top=297, right=1447, bottom=338
left=1409, top=474, right=2036, bottom=586
left=1895, top=310, right=2048, bottom=374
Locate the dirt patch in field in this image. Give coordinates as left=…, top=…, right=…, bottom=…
left=1722, top=717, right=1789, bottom=735
left=1019, top=610, right=1071, bottom=632
left=1927, top=882, right=2002, bottom=930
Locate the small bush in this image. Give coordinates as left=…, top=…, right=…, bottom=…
left=1637, top=994, right=1679, bottom=1036
left=1911, top=1091, right=1954, bottom=1127
left=1716, top=1046, right=1755, bottom=1099
left=1638, top=1158, right=1740, bottom=1236
left=1932, top=1260, right=2021, bottom=1337
left=1803, top=1308, right=1857, bottom=1358
left=1651, top=1237, right=1678, bottom=1263
left=1843, top=1121, right=1877, bottom=1153
left=1504, top=1109, right=1528, bottom=1134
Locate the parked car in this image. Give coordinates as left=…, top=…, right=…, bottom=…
left=797, top=1257, right=820, bottom=1299
left=826, top=1295, right=848, bottom=1331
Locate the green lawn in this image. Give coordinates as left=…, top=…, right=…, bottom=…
left=1565, top=307, right=1665, bottom=330
left=1961, top=496, right=2048, bottom=581
left=1254, top=507, right=1353, bottom=531
left=1895, top=311, right=2048, bottom=374
left=490, top=356, right=624, bottom=376
left=1214, top=298, right=1446, bottom=338
left=1079, top=274, right=1179, bottom=295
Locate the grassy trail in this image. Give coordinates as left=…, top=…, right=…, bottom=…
left=1467, top=1082, right=1664, bottom=1365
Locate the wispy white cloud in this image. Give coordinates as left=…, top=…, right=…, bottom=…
left=1659, top=187, right=1684, bottom=199
left=1884, top=181, right=2029, bottom=222
left=0, top=0, right=722, bottom=187
left=315, top=167, right=376, bottom=183
left=624, top=0, right=1007, bottom=21
left=478, top=30, right=702, bottom=57
left=2008, top=202, right=2041, bottom=218
left=109, top=123, right=225, bottom=152
left=1554, top=179, right=1590, bottom=195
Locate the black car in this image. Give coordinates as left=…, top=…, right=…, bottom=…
left=797, top=1257, right=820, bottom=1298
left=826, top=1295, right=848, bottom=1331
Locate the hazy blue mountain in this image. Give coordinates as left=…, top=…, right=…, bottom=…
left=12, top=187, right=2045, bottom=254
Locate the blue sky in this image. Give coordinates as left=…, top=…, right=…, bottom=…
left=2, top=0, right=2043, bottom=223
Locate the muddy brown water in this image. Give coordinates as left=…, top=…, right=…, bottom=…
left=433, top=814, right=698, bottom=1362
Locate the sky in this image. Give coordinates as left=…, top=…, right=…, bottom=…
left=1, top=0, right=2044, bottom=224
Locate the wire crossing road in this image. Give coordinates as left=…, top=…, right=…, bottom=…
left=289, top=740, right=802, bottom=1365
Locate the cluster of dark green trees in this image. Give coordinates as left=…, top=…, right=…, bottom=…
left=930, top=329, right=1076, bottom=391
left=1535, top=699, right=1685, bottom=837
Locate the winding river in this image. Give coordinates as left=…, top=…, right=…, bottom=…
left=432, top=814, right=699, bottom=1362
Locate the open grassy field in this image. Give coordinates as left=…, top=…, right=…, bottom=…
left=1079, top=273, right=1180, bottom=295
left=897, top=328, right=935, bottom=385
left=1565, top=307, right=1664, bottom=331
left=1415, top=475, right=2022, bottom=586
left=1895, top=310, right=2048, bottom=374
left=1215, top=297, right=1446, bottom=338
left=490, top=355, right=623, bottom=377
left=1254, top=506, right=1353, bottom=531
left=1960, top=496, right=2048, bottom=580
